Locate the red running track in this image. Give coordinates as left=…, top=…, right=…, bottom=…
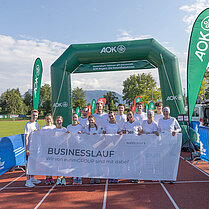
left=0, top=154, right=209, bottom=209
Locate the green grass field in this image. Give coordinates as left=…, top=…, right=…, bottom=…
left=0, top=120, right=46, bottom=137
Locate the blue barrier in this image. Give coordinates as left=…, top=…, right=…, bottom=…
left=198, top=126, right=209, bottom=163
left=0, top=134, right=26, bottom=175
left=191, top=121, right=200, bottom=146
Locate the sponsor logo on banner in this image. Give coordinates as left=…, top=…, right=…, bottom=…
left=33, top=64, right=41, bottom=98
left=166, top=95, right=182, bottom=101
left=53, top=101, right=68, bottom=108
left=100, top=45, right=126, bottom=54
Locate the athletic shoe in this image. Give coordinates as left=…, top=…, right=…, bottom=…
left=77, top=178, right=82, bottom=185
left=30, top=177, right=41, bottom=184
left=45, top=178, right=51, bottom=185
left=95, top=178, right=100, bottom=184
left=56, top=178, right=62, bottom=185
left=90, top=178, right=94, bottom=184
left=49, top=177, right=55, bottom=184
left=130, top=179, right=139, bottom=183
left=109, top=179, right=114, bottom=183
left=61, top=178, right=66, bottom=186
left=114, top=179, right=119, bottom=183
left=73, top=178, right=77, bottom=185
left=25, top=179, right=35, bottom=188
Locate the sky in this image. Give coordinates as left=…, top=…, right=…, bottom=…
left=0, top=0, right=209, bottom=96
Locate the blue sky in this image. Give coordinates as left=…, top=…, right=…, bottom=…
left=0, top=0, right=208, bottom=95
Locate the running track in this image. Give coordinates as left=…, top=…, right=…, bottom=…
left=0, top=153, right=209, bottom=209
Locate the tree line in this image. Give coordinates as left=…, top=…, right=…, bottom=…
left=0, top=73, right=162, bottom=115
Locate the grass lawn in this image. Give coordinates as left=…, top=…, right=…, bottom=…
left=0, top=120, right=46, bottom=138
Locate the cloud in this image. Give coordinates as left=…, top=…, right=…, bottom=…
left=0, top=35, right=68, bottom=95
left=180, top=0, right=209, bottom=32
left=116, top=29, right=152, bottom=41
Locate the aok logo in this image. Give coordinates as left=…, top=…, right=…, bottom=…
left=195, top=16, right=209, bottom=62
left=201, top=16, right=209, bottom=31
left=100, top=45, right=126, bottom=54
left=166, top=95, right=182, bottom=101
left=36, top=65, right=40, bottom=76
left=53, top=102, right=68, bottom=108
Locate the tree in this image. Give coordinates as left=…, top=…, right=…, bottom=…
left=122, top=73, right=161, bottom=106
left=198, top=71, right=209, bottom=101
left=23, top=90, right=32, bottom=114
left=39, top=84, right=52, bottom=114
left=0, top=88, right=28, bottom=114
left=72, top=87, right=86, bottom=111
left=103, top=91, right=119, bottom=111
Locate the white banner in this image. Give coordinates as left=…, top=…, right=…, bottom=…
left=27, top=130, right=182, bottom=181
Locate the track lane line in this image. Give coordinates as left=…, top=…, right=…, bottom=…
left=0, top=173, right=25, bottom=192
left=160, top=183, right=179, bottom=209
left=102, top=179, right=108, bottom=209
left=34, top=183, right=56, bottom=209
left=180, top=156, right=209, bottom=177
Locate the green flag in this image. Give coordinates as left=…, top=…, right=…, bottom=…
left=75, top=107, right=80, bottom=117
left=91, top=99, right=96, bottom=114
left=188, top=8, right=209, bottom=122
left=32, top=58, right=43, bottom=110
left=148, top=102, right=155, bottom=110
left=145, top=104, right=148, bottom=113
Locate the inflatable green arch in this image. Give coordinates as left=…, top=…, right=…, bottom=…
left=51, top=39, right=185, bottom=127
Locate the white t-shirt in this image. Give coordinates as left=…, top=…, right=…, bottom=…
left=93, top=113, right=108, bottom=129
left=140, top=120, right=158, bottom=134
left=154, top=113, right=164, bottom=124
left=84, top=126, right=101, bottom=135
left=53, top=127, right=67, bottom=132
left=67, top=124, right=83, bottom=133
left=103, top=122, right=121, bottom=134
left=115, top=114, right=127, bottom=129
left=24, top=121, right=39, bottom=135
left=41, top=125, right=56, bottom=130
left=158, top=117, right=181, bottom=133
left=78, top=117, right=89, bottom=132
left=24, top=121, right=39, bottom=148
left=134, top=112, right=147, bottom=125
left=123, top=120, right=140, bottom=135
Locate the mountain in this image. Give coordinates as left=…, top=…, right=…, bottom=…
left=84, top=90, right=124, bottom=105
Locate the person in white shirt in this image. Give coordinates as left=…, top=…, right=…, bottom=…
left=54, top=116, right=67, bottom=186
left=123, top=109, right=140, bottom=183
left=41, top=113, right=56, bottom=131
left=115, top=104, right=127, bottom=130
left=158, top=107, right=181, bottom=184
left=85, top=115, right=101, bottom=184
left=41, top=113, right=56, bottom=185
left=67, top=113, right=83, bottom=134
left=158, top=106, right=181, bottom=136
left=24, top=109, right=41, bottom=188
left=84, top=115, right=101, bottom=135
left=134, top=102, right=147, bottom=125
left=123, top=109, right=141, bottom=135
left=78, top=106, right=89, bottom=133
left=93, top=101, right=108, bottom=130
left=67, top=113, right=82, bottom=185
left=154, top=102, right=164, bottom=124
left=54, top=116, right=67, bottom=133
left=103, top=111, right=122, bottom=184
left=139, top=110, right=159, bottom=136
left=103, top=111, right=122, bottom=135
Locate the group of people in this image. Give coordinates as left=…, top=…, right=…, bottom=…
left=24, top=101, right=181, bottom=187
